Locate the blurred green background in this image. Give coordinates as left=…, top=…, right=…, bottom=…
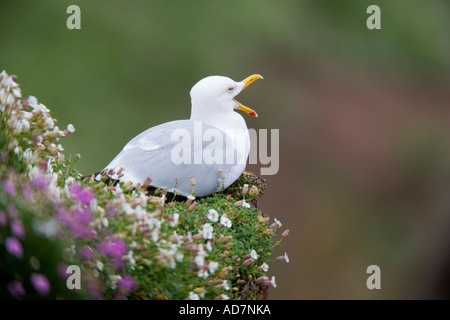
left=2, top=0, right=450, bottom=299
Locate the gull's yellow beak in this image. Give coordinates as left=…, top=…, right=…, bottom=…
left=234, top=74, right=263, bottom=117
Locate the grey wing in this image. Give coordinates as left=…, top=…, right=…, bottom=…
left=105, top=120, right=244, bottom=197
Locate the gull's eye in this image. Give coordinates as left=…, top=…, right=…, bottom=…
left=227, top=87, right=234, bottom=92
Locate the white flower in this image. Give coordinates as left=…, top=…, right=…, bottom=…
left=220, top=294, right=229, bottom=300
left=250, top=249, right=258, bottom=260
left=157, top=247, right=177, bottom=268
left=121, top=202, right=134, bottom=215
left=67, top=123, right=75, bottom=133
left=205, top=241, right=212, bottom=252
left=27, top=96, right=39, bottom=109
left=48, top=172, right=60, bottom=200
left=284, top=252, right=290, bottom=263
left=274, top=218, right=282, bottom=227
left=151, top=228, right=159, bottom=242
left=21, top=119, right=30, bottom=132
left=271, top=276, right=277, bottom=288
left=242, top=199, right=251, bottom=208
left=12, top=87, right=21, bottom=98
left=260, top=263, right=269, bottom=272
left=32, top=219, right=58, bottom=237
left=145, top=216, right=161, bottom=230
left=22, top=148, right=33, bottom=163
left=187, top=195, right=195, bottom=201
left=170, top=212, right=179, bottom=227
left=198, top=270, right=208, bottom=279
left=220, top=214, right=232, bottom=228
left=201, top=223, right=214, bottom=239
left=128, top=250, right=136, bottom=268
left=90, top=198, right=98, bottom=212
left=138, top=192, right=148, bottom=206
left=102, top=217, right=109, bottom=228
left=64, top=177, right=75, bottom=198
left=207, top=209, right=219, bottom=222
left=131, top=222, right=138, bottom=235
left=23, top=111, right=32, bottom=119
left=34, top=134, right=42, bottom=145
left=0, top=87, right=15, bottom=106
left=46, top=117, right=54, bottom=129
left=14, top=119, right=23, bottom=132
left=28, top=166, right=41, bottom=180
left=175, top=251, right=184, bottom=263
left=35, top=102, right=50, bottom=113
left=223, top=280, right=230, bottom=291
left=134, top=205, right=147, bottom=220
left=188, top=292, right=200, bottom=300
left=0, top=72, right=18, bottom=88
left=195, top=245, right=206, bottom=267
left=109, top=275, right=121, bottom=290
left=113, top=184, right=123, bottom=196
left=96, top=261, right=104, bottom=271
left=194, top=254, right=205, bottom=267
left=208, top=261, right=219, bottom=274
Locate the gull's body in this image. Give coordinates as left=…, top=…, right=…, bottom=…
left=103, top=75, right=262, bottom=197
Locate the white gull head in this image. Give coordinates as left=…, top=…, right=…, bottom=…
left=189, top=75, right=262, bottom=131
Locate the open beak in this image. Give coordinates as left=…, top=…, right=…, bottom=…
left=234, top=74, right=263, bottom=117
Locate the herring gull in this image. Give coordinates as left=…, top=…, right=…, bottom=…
left=100, top=74, right=263, bottom=197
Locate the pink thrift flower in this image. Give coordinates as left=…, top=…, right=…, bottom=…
left=7, top=280, right=26, bottom=299
left=22, top=183, right=34, bottom=202
left=10, top=220, right=25, bottom=239
left=98, top=237, right=127, bottom=269
left=118, top=275, right=137, bottom=294
left=57, top=207, right=95, bottom=239
left=30, top=273, right=50, bottom=297
left=79, top=246, right=94, bottom=260
left=32, top=173, right=48, bottom=191
left=87, top=282, right=102, bottom=300
left=57, top=263, right=70, bottom=279
left=70, top=183, right=94, bottom=206
left=5, top=237, right=23, bottom=259
left=71, top=208, right=95, bottom=239
left=2, top=178, right=16, bottom=196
